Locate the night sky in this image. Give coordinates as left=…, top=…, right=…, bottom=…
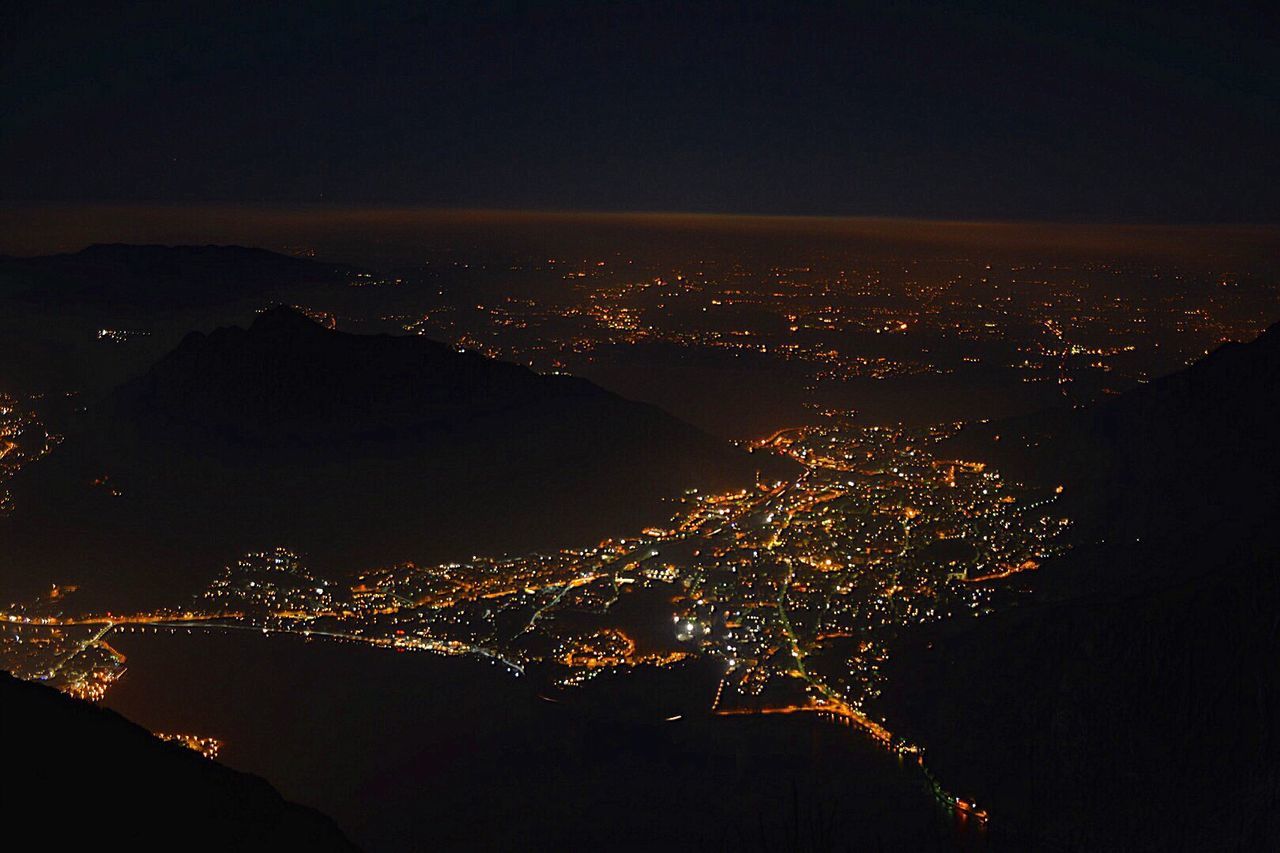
left=2, top=1, right=1277, bottom=221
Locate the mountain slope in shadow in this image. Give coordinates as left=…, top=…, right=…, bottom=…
left=885, top=325, right=1280, bottom=850
left=943, top=321, right=1280, bottom=546
left=0, top=671, right=359, bottom=851
left=2, top=308, right=788, bottom=609
left=0, top=244, right=355, bottom=397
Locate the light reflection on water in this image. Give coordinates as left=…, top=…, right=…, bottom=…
left=102, top=629, right=987, bottom=852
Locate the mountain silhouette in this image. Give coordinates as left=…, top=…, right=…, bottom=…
left=2, top=308, right=787, bottom=609
left=0, top=671, right=359, bottom=851
left=943, top=321, right=1280, bottom=547
left=0, top=244, right=355, bottom=396
left=885, top=325, right=1280, bottom=850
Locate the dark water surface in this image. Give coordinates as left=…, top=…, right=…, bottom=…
left=102, top=630, right=984, bottom=851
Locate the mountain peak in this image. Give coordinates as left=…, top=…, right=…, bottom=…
left=5, top=315, right=786, bottom=608
left=248, top=305, right=328, bottom=336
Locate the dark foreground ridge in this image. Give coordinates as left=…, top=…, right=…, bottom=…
left=3, top=307, right=788, bottom=609
left=886, top=324, right=1280, bottom=851
left=0, top=671, right=359, bottom=851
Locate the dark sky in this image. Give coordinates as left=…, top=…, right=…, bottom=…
left=2, top=0, right=1277, bottom=221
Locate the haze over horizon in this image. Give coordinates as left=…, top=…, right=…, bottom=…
left=3, top=204, right=1279, bottom=264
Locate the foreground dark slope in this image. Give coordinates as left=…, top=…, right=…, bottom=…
left=2, top=308, right=783, bottom=609
left=886, top=325, right=1280, bottom=851
left=0, top=671, right=359, bottom=851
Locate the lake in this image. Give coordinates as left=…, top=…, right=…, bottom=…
left=102, top=629, right=988, bottom=851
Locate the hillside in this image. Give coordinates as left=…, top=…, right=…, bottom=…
left=0, top=671, right=358, bottom=851
left=884, top=327, right=1280, bottom=850
left=942, top=321, right=1280, bottom=545
left=0, top=244, right=354, bottom=396
left=1, top=308, right=787, bottom=609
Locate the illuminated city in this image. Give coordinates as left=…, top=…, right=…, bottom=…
left=3, top=411, right=1074, bottom=821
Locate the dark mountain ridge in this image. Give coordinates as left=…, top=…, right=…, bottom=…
left=2, top=308, right=786, bottom=609
left=885, top=325, right=1280, bottom=850
left=944, top=321, right=1280, bottom=544
left=0, top=243, right=356, bottom=397
left=0, top=671, right=359, bottom=851
left=114, top=306, right=621, bottom=447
